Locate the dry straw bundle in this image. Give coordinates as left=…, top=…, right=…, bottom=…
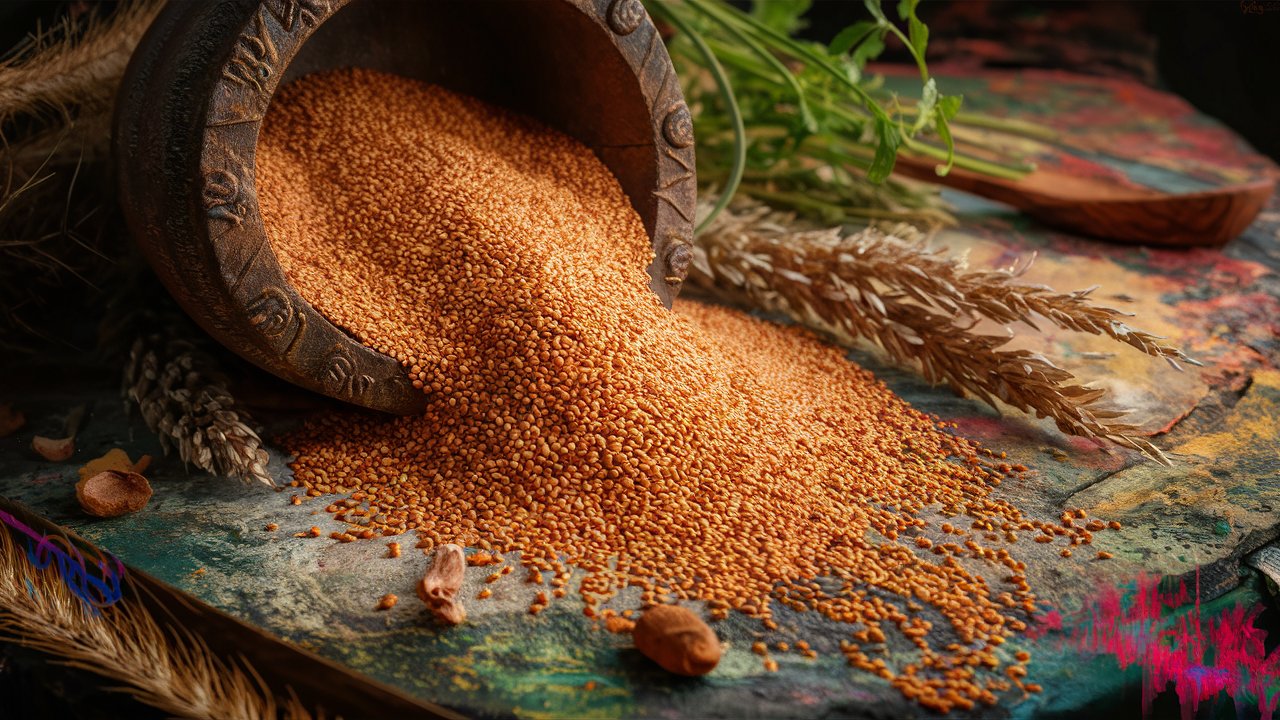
left=0, top=0, right=163, bottom=346
left=689, top=200, right=1196, bottom=463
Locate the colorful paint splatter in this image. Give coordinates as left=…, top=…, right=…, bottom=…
left=1040, top=572, right=1279, bottom=719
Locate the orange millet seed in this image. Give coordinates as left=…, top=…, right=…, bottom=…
left=259, top=68, right=1077, bottom=711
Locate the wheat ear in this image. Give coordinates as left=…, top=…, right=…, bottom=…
left=690, top=201, right=1193, bottom=464
left=0, top=523, right=316, bottom=719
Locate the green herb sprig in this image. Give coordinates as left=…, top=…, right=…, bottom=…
left=645, top=0, right=1036, bottom=231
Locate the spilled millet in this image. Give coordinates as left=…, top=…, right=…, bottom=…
left=258, top=68, right=1110, bottom=712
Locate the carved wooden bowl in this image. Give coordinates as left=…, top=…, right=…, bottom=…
left=114, top=0, right=696, bottom=415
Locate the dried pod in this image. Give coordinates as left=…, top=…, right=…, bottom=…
left=632, top=605, right=721, bottom=676
left=32, top=436, right=75, bottom=462
left=418, top=543, right=466, bottom=625
left=76, top=470, right=152, bottom=518
left=78, top=448, right=150, bottom=482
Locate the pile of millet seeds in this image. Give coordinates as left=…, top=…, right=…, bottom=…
left=257, top=69, right=1118, bottom=712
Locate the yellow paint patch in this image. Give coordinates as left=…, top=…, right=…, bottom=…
left=1078, top=370, right=1280, bottom=517
left=1177, top=370, right=1280, bottom=460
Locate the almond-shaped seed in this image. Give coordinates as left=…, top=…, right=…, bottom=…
left=632, top=605, right=721, bottom=677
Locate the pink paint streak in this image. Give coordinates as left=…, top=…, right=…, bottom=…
left=1047, top=572, right=1279, bottom=719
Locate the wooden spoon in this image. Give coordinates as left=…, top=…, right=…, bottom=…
left=893, top=154, right=1276, bottom=247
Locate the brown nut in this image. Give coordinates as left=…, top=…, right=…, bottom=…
left=76, top=470, right=152, bottom=518
left=32, top=436, right=74, bottom=462
left=632, top=605, right=721, bottom=676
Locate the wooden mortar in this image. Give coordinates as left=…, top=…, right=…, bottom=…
left=113, top=0, right=696, bottom=415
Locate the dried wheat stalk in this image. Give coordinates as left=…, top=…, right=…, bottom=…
left=124, top=333, right=273, bottom=486
left=0, top=1, right=162, bottom=347
left=0, top=0, right=162, bottom=163
left=690, top=201, right=1195, bottom=464
left=0, top=525, right=316, bottom=719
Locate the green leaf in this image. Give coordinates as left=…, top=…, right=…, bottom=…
left=851, top=29, right=887, bottom=69
left=750, top=0, right=812, bottom=34
left=867, top=118, right=901, bottom=184
left=908, top=14, right=928, bottom=61
left=863, top=0, right=890, bottom=25
left=881, top=0, right=928, bottom=81
left=934, top=115, right=955, bottom=176
left=932, top=93, right=962, bottom=175
left=827, top=21, right=878, bottom=55
left=937, top=94, right=963, bottom=120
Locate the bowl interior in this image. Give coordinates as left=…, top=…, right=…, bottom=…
left=279, top=0, right=662, bottom=251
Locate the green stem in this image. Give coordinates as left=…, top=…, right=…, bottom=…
left=899, top=137, right=1032, bottom=179
left=649, top=2, right=745, bottom=233
left=686, top=4, right=816, bottom=133
left=683, top=0, right=891, bottom=123
left=744, top=187, right=952, bottom=223
left=953, top=113, right=1059, bottom=142
left=892, top=106, right=1058, bottom=142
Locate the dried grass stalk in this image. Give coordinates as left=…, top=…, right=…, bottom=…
left=0, top=0, right=162, bottom=163
left=0, top=524, right=316, bottom=719
left=124, top=333, right=273, bottom=486
left=0, top=1, right=162, bottom=347
left=690, top=201, right=1196, bottom=464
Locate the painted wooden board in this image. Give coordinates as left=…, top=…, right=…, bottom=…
left=2, top=71, right=1278, bottom=718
